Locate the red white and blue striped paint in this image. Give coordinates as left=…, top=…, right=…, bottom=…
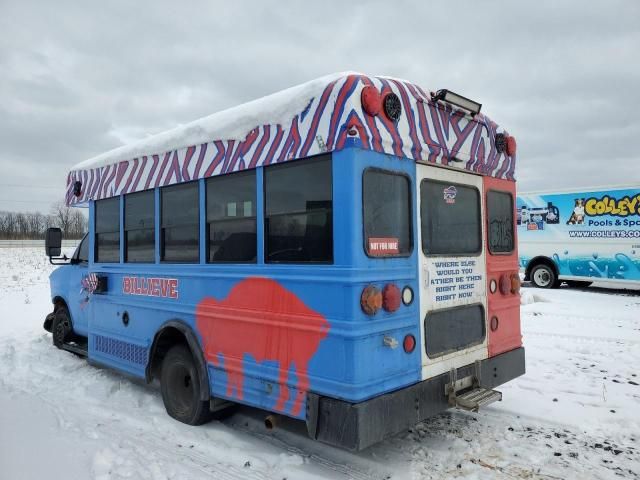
left=66, top=73, right=516, bottom=206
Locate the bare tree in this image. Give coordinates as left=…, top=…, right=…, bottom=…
left=50, top=201, right=73, bottom=237
left=0, top=204, right=87, bottom=240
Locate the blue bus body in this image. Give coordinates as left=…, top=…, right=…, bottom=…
left=48, top=73, right=525, bottom=449
left=52, top=146, right=421, bottom=406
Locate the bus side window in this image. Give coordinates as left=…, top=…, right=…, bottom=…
left=206, top=171, right=257, bottom=263
left=487, top=190, right=514, bottom=254
left=125, top=190, right=155, bottom=263
left=264, top=155, right=333, bottom=263
left=161, top=182, right=199, bottom=263
left=95, top=197, right=120, bottom=263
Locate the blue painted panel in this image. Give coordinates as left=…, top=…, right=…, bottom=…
left=51, top=145, right=423, bottom=419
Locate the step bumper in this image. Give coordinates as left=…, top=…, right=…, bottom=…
left=306, top=346, right=525, bottom=451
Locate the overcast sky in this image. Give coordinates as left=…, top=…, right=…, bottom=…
left=1, top=0, right=638, bottom=212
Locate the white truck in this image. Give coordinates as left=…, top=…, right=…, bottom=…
left=517, top=185, right=640, bottom=288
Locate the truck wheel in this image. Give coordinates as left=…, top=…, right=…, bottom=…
left=52, top=307, right=72, bottom=349
left=565, top=280, right=592, bottom=289
left=530, top=264, right=559, bottom=289
left=160, top=344, right=212, bottom=426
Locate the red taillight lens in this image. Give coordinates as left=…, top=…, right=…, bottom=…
left=490, top=316, right=499, bottom=331
left=499, top=274, right=511, bottom=295
left=403, top=334, right=416, bottom=353
left=382, top=284, right=401, bottom=313
left=510, top=273, right=521, bottom=294
left=361, top=285, right=382, bottom=315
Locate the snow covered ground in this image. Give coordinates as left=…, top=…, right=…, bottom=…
left=0, top=247, right=638, bottom=480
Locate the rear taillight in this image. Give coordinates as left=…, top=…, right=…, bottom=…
left=499, top=274, right=511, bottom=295
left=510, top=273, right=521, bottom=294
left=382, top=284, right=401, bottom=312
left=361, top=286, right=382, bottom=315
left=403, top=334, right=416, bottom=353
left=498, top=272, right=520, bottom=295
left=490, top=316, right=499, bottom=331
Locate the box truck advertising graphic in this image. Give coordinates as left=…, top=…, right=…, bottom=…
left=518, top=186, right=640, bottom=286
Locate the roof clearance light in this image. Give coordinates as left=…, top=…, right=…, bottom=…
left=433, top=89, right=482, bottom=116
left=506, top=136, right=517, bottom=156
left=361, top=85, right=381, bottom=117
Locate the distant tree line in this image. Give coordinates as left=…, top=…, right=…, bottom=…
left=0, top=202, right=87, bottom=240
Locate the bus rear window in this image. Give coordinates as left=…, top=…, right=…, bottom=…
left=421, top=180, right=481, bottom=255
left=487, top=190, right=514, bottom=254
left=363, top=169, right=412, bottom=257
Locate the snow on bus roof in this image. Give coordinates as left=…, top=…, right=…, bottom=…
left=71, top=72, right=358, bottom=172
left=66, top=72, right=516, bottom=206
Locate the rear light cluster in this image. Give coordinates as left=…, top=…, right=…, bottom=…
left=490, top=273, right=519, bottom=334
left=495, top=272, right=520, bottom=296
left=361, top=284, right=416, bottom=355
left=361, top=283, right=412, bottom=315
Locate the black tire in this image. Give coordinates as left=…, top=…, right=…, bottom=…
left=565, top=280, right=593, bottom=289
left=530, top=264, right=559, bottom=289
left=160, top=344, right=212, bottom=426
left=52, top=306, right=72, bottom=349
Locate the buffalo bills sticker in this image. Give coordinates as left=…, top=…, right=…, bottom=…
left=368, top=237, right=400, bottom=256
left=443, top=185, right=457, bottom=204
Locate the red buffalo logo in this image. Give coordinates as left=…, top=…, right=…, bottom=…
left=196, top=277, right=330, bottom=416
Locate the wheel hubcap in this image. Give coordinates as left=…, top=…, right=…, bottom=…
left=534, top=269, right=551, bottom=287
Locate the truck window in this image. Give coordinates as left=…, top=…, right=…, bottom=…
left=161, top=182, right=199, bottom=263
left=125, top=190, right=155, bottom=263
left=95, top=197, right=120, bottom=263
left=265, top=155, right=332, bottom=263
left=487, top=190, right=514, bottom=254
left=421, top=179, right=481, bottom=255
left=206, top=170, right=256, bottom=263
left=363, top=169, right=412, bottom=257
left=74, top=234, right=89, bottom=263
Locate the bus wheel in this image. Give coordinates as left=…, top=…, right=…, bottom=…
left=160, top=344, right=212, bottom=426
left=52, top=307, right=72, bottom=349
left=530, top=264, right=559, bottom=289
left=566, top=280, right=592, bottom=289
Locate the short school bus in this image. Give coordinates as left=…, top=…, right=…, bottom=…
left=44, top=72, right=525, bottom=450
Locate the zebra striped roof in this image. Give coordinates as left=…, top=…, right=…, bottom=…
left=66, top=72, right=516, bottom=205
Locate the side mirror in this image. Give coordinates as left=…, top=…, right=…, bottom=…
left=45, top=227, right=62, bottom=257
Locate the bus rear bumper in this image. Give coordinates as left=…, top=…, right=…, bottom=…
left=306, top=347, right=525, bottom=451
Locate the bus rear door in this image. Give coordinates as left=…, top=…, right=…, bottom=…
left=417, top=165, right=488, bottom=381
